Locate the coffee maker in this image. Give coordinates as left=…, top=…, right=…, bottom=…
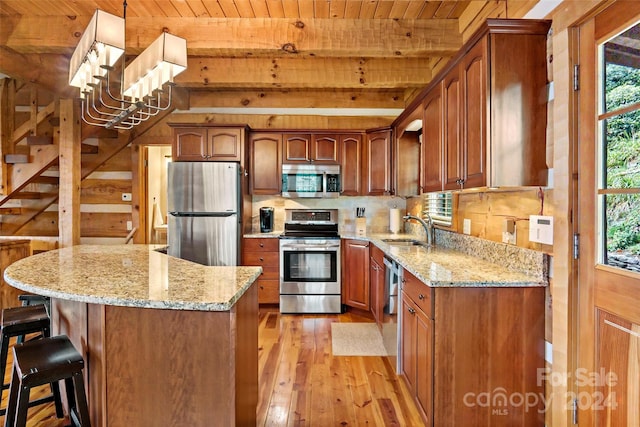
left=259, top=207, right=274, bottom=233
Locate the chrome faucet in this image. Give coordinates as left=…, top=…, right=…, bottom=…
left=403, top=214, right=435, bottom=246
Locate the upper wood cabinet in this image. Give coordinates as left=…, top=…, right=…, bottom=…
left=398, top=19, right=551, bottom=192
left=283, top=133, right=339, bottom=164
left=421, top=84, right=444, bottom=193
left=340, top=134, right=362, bottom=196
left=173, top=126, right=245, bottom=162
left=250, top=133, right=282, bottom=195
left=363, top=128, right=392, bottom=196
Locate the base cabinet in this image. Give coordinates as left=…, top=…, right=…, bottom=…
left=400, top=268, right=545, bottom=426
left=242, top=238, right=280, bottom=304
left=342, top=239, right=370, bottom=310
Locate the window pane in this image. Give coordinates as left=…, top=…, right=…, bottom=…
left=603, top=112, right=640, bottom=189
left=603, top=24, right=640, bottom=113
left=602, top=193, right=640, bottom=271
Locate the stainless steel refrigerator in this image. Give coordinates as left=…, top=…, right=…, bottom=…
left=167, top=162, right=240, bottom=266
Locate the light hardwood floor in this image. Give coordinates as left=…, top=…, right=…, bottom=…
left=2, top=308, right=424, bottom=426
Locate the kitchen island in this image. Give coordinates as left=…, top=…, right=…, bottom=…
left=3, top=245, right=262, bottom=427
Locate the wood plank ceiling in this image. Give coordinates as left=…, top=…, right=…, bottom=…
left=0, top=1, right=528, bottom=114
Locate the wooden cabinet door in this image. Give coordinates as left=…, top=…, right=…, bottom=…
left=340, top=134, right=362, bottom=196
left=443, top=68, right=463, bottom=190
left=341, top=239, right=370, bottom=310
left=312, top=134, right=339, bottom=163
left=460, top=37, right=487, bottom=189
left=363, top=129, right=391, bottom=196
left=208, top=128, right=242, bottom=161
left=401, top=291, right=418, bottom=392
left=250, top=133, right=282, bottom=194
left=283, top=134, right=312, bottom=163
left=595, top=311, right=640, bottom=426
left=173, top=128, right=208, bottom=161
left=421, top=83, right=444, bottom=193
left=415, top=308, right=433, bottom=424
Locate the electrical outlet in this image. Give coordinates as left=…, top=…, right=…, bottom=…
left=126, top=221, right=133, bottom=231
left=122, top=193, right=132, bottom=202
left=502, top=219, right=517, bottom=245
left=463, top=218, right=471, bottom=235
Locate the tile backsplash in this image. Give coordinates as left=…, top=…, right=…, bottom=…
left=251, top=195, right=407, bottom=234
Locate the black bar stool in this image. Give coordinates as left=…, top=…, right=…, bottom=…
left=16, top=295, right=51, bottom=344
left=4, top=335, right=91, bottom=427
left=0, top=305, right=63, bottom=418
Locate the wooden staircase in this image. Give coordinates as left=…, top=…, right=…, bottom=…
left=0, top=80, right=129, bottom=236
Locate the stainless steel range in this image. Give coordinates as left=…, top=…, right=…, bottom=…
left=279, top=209, right=341, bottom=314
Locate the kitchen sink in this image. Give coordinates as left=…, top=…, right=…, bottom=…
left=381, top=238, right=427, bottom=247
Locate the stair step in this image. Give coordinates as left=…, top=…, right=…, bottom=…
left=31, top=175, right=59, bottom=185
left=11, top=192, right=54, bottom=199
left=0, top=207, right=22, bottom=215
left=26, top=135, right=54, bottom=145
left=4, top=154, right=29, bottom=164
left=81, top=143, right=99, bottom=154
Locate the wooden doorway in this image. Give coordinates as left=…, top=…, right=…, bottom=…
left=577, top=2, right=640, bottom=425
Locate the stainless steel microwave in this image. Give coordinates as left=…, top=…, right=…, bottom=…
left=281, top=164, right=340, bottom=198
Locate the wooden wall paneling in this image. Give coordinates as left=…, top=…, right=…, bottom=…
left=15, top=212, right=131, bottom=237
left=131, top=144, right=144, bottom=243
left=58, top=98, right=80, bottom=247
left=459, top=1, right=507, bottom=43
left=454, top=188, right=554, bottom=251
left=80, top=179, right=132, bottom=204
left=0, top=79, right=15, bottom=194
left=0, top=240, right=30, bottom=311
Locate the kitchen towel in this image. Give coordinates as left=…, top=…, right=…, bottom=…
left=389, top=208, right=403, bottom=234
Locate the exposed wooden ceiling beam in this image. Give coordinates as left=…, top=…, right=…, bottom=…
left=179, top=57, right=433, bottom=89
left=2, top=17, right=462, bottom=58
left=188, top=88, right=406, bottom=109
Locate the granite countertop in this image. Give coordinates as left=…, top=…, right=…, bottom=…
left=3, top=245, right=262, bottom=311
left=342, top=232, right=548, bottom=288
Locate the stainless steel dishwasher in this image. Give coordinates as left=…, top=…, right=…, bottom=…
left=383, top=256, right=403, bottom=373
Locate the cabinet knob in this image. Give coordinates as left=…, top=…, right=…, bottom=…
left=259, top=257, right=264, bottom=261
left=259, top=243, right=264, bottom=247
left=418, top=294, right=424, bottom=300
left=407, top=307, right=415, bottom=315
left=260, top=285, right=264, bottom=289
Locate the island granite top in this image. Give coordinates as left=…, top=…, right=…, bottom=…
left=3, top=245, right=262, bottom=311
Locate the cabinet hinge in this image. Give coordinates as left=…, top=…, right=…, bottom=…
left=573, top=233, right=580, bottom=260
left=143, top=159, right=148, bottom=167
left=572, top=397, right=578, bottom=424
left=573, top=64, right=580, bottom=91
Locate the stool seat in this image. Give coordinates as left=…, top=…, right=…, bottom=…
left=2, top=305, right=49, bottom=335
left=12, top=335, right=84, bottom=387
left=0, top=304, right=62, bottom=419
left=5, top=335, right=91, bottom=427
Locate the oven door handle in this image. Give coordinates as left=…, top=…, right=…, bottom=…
left=281, top=244, right=340, bottom=251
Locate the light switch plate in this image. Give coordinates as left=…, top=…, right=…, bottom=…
left=529, top=215, right=553, bottom=245
left=122, top=193, right=132, bottom=202
left=463, top=218, right=471, bottom=235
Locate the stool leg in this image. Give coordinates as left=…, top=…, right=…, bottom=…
left=13, top=384, right=30, bottom=427
left=0, top=332, right=9, bottom=392
left=51, top=379, right=64, bottom=419
left=69, top=372, right=91, bottom=427
left=3, top=365, right=19, bottom=427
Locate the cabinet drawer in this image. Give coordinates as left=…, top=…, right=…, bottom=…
left=243, top=238, right=279, bottom=252
left=242, top=252, right=279, bottom=270
left=257, top=279, right=280, bottom=304
left=403, top=270, right=433, bottom=318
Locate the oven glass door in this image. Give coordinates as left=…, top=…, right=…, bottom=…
left=282, top=250, right=337, bottom=282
